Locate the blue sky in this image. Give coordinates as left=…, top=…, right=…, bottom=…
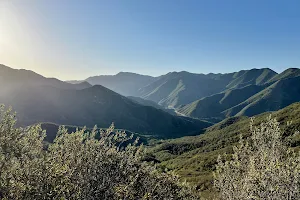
left=1, top=0, right=300, bottom=80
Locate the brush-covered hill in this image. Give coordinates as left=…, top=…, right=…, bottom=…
left=84, top=72, right=157, bottom=96
left=267, top=68, right=300, bottom=83
left=149, top=102, right=300, bottom=198
left=222, top=75, right=300, bottom=117
left=138, top=68, right=276, bottom=108
left=139, top=71, right=228, bottom=108
left=177, top=68, right=300, bottom=121
left=178, top=84, right=266, bottom=120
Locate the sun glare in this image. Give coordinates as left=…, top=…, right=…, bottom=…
left=0, top=3, right=10, bottom=54
left=0, top=28, right=6, bottom=43
left=0, top=28, right=5, bottom=54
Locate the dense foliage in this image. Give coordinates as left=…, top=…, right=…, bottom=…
left=0, top=105, right=196, bottom=200
left=214, top=117, right=300, bottom=199
left=1, top=102, right=300, bottom=199
left=150, top=102, right=300, bottom=199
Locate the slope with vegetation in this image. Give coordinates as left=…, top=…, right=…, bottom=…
left=267, top=68, right=300, bottom=83
left=0, top=106, right=197, bottom=199
left=214, top=117, right=299, bottom=200
left=178, top=84, right=265, bottom=120
left=222, top=75, right=300, bottom=117
left=138, top=68, right=276, bottom=108
left=75, top=68, right=277, bottom=109
left=68, top=67, right=300, bottom=121
left=178, top=68, right=300, bottom=121
left=1, top=63, right=300, bottom=199
left=149, top=102, right=300, bottom=198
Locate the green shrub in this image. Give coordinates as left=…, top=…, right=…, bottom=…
left=214, top=116, right=300, bottom=200
left=0, top=105, right=196, bottom=200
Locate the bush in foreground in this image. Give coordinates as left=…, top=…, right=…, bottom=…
left=214, top=116, right=300, bottom=200
left=0, top=106, right=196, bottom=200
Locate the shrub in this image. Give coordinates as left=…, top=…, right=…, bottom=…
left=0, top=106, right=196, bottom=200
left=214, top=116, right=300, bottom=200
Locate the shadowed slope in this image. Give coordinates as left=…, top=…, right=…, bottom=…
left=0, top=64, right=91, bottom=91
left=0, top=83, right=211, bottom=138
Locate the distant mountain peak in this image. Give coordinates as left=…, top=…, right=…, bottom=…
left=283, top=67, right=300, bottom=72
left=117, top=71, right=139, bottom=75
left=116, top=71, right=154, bottom=77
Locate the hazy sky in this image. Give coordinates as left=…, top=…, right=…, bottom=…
left=1, top=0, right=300, bottom=80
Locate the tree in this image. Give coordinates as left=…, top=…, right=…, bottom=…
left=0, top=105, right=197, bottom=199
left=0, top=105, right=45, bottom=199
left=214, top=116, right=300, bottom=200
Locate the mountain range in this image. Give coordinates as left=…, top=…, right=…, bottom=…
left=179, top=68, right=300, bottom=120
left=70, top=67, right=300, bottom=123
left=71, top=72, right=158, bottom=96
left=74, top=68, right=278, bottom=109
left=0, top=64, right=210, bottom=138
left=1, top=63, right=300, bottom=138
left=1, top=63, right=300, bottom=198
left=2, top=62, right=298, bottom=200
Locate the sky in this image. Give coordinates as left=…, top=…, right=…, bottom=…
left=0, top=0, right=300, bottom=80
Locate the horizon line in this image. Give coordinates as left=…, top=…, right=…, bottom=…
left=2, top=63, right=299, bottom=81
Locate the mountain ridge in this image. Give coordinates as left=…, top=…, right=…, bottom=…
left=176, top=68, right=300, bottom=121
left=1, top=63, right=299, bottom=135
left=0, top=65, right=211, bottom=138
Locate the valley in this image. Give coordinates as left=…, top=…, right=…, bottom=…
left=2, top=2, right=300, bottom=199
left=1, top=63, right=299, bottom=199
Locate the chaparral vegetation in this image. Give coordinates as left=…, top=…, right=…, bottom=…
left=214, top=117, right=300, bottom=200
left=0, top=104, right=299, bottom=200
left=0, top=105, right=196, bottom=200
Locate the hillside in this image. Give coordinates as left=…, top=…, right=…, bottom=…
left=177, top=68, right=300, bottom=121
left=225, top=68, right=276, bottom=88
left=139, top=68, right=276, bottom=108
left=222, top=75, right=300, bottom=117
left=150, top=102, right=300, bottom=198
left=2, top=64, right=299, bottom=139
left=0, top=83, right=211, bottom=138
left=69, top=68, right=277, bottom=109
left=267, top=68, right=300, bottom=83
left=178, top=84, right=265, bottom=120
